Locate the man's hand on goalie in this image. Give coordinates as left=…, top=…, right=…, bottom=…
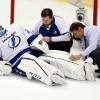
left=69, top=54, right=82, bottom=61
left=42, top=36, right=51, bottom=43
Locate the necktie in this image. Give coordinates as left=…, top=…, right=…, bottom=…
left=84, top=36, right=87, bottom=49
left=83, top=36, right=88, bottom=59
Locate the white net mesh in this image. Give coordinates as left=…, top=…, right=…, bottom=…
left=0, top=0, right=10, bottom=24
left=0, top=0, right=100, bottom=26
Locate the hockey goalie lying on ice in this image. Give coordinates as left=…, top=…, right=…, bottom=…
left=0, top=24, right=65, bottom=86
left=0, top=24, right=95, bottom=86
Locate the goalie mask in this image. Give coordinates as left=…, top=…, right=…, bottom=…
left=0, top=26, right=7, bottom=37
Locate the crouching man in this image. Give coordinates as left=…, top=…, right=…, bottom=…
left=33, top=8, right=73, bottom=52
left=69, top=22, right=100, bottom=78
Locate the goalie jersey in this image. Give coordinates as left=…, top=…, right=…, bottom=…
left=0, top=24, right=37, bottom=66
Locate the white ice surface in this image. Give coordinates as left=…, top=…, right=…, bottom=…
left=0, top=0, right=100, bottom=100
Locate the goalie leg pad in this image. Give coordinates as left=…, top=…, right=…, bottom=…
left=39, top=50, right=95, bottom=81
left=84, top=58, right=96, bottom=81
left=14, top=53, right=65, bottom=86
left=39, top=55, right=85, bottom=80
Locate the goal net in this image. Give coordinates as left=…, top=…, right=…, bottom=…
left=0, top=0, right=100, bottom=27
left=0, top=0, right=10, bottom=24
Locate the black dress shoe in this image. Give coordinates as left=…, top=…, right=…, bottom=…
left=97, top=75, right=100, bottom=78
left=95, top=69, right=100, bottom=73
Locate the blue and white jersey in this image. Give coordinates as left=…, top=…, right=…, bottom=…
left=0, top=24, right=37, bottom=66
left=34, top=16, right=71, bottom=42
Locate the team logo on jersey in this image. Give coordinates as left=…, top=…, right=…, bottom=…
left=8, top=32, right=21, bottom=49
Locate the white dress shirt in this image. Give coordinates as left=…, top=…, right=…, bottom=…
left=81, top=26, right=100, bottom=57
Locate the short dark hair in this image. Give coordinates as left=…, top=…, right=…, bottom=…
left=41, top=8, right=53, bottom=18
left=70, top=22, right=85, bottom=32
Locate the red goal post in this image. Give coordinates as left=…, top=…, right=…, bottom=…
left=10, top=0, right=99, bottom=25
left=10, top=0, right=15, bottom=24
left=93, top=0, right=98, bottom=25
